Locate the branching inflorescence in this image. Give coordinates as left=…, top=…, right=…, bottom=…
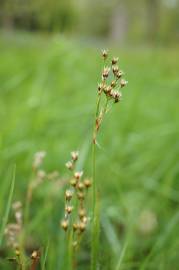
left=93, top=50, right=128, bottom=145
left=61, top=151, right=91, bottom=247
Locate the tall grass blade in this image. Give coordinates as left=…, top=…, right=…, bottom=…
left=0, top=165, right=16, bottom=246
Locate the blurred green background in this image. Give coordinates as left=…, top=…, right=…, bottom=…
left=0, top=0, right=179, bottom=269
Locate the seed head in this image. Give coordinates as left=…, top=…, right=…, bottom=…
left=12, top=201, right=22, bottom=211
left=77, top=182, right=84, bottom=191
left=65, top=190, right=73, bottom=201
left=70, top=178, right=77, bottom=187
left=79, top=222, right=86, bottom=233
left=61, top=220, right=69, bottom=231
left=82, top=216, right=88, bottom=224
left=33, top=151, right=46, bottom=169
left=84, top=179, right=91, bottom=189
left=120, top=79, right=128, bottom=88
left=98, top=83, right=103, bottom=93
left=102, top=67, right=110, bottom=79
left=74, top=171, right=83, bottom=180
left=112, top=57, right=119, bottom=65
left=71, top=151, right=79, bottom=161
left=102, top=49, right=108, bottom=60
left=65, top=161, right=73, bottom=170
left=15, top=248, right=20, bottom=257
left=65, top=206, right=73, bottom=214
left=112, top=91, right=122, bottom=103
left=112, top=65, right=119, bottom=76
left=111, top=80, right=116, bottom=88
left=31, top=250, right=39, bottom=260
left=73, top=223, right=79, bottom=232
left=116, top=70, right=124, bottom=79
left=77, top=192, right=85, bottom=201
left=104, top=85, right=112, bottom=96
left=79, top=208, right=86, bottom=220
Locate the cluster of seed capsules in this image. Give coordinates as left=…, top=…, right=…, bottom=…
left=61, top=151, right=91, bottom=240
left=98, top=49, right=128, bottom=103
left=5, top=201, right=23, bottom=249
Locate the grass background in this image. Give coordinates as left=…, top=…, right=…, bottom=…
left=0, top=32, right=179, bottom=269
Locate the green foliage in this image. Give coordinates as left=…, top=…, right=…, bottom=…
left=0, top=32, right=179, bottom=269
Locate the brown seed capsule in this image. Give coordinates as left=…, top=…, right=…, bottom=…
left=77, top=182, right=84, bottom=191
left=66, top=161, right=73, bottom=170
left=98, top=83, right=103, bottom=93
left=84, top=179, right=91, bottom=189
left=12, top=201, right=22, bottom=211
left=61, top=220, right=68, bottom=231
left=77, top=192, right=85, bottom=201
left=112, top=90, right=122, bottom=103
left=71, top=151, right=79, bottom=161
left=111, top=80, right=116, bottom=88
left=74, top=171, right=83, bottom=180
left=120, top=79, right=128, bottom=88
left=65, top=190, right=73, bottom=201
left=73, top=223, right=78, bottom=232
left=15, top=248, right=20, bottom=257
left=116, top=70, right=123, bottom=79
left=65, top=206, right=73, bottom=214
left=112, top=65, right=119, bottom=75
left=104, top=86, right=112, bottom=96
left=79, top=209, right=86, bottom=219
left=31, top=250, right=39, bottom=260
left=102, top=67, right=110, bottom=79
left=102, top=49, right=108, bottom=59
left=112, top=57, right=118, bottom=65
left=79, top=222, right=86, bottom=233
left=82, top=216, right=88, bottom=224
left=70, top=178, right=77, bottom=187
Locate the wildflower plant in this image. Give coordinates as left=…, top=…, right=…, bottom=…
left=91, top=49, right=128, bottom=269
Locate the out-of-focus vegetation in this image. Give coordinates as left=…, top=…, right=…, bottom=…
left=1, top=0, right=179, bottom=44
left=0, top=0, right=179, bottom=269
left=0, top=32, right=179, bottom=269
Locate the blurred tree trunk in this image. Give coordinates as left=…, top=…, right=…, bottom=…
left=146, top=0, right=160, bottom=42
left=110, top=2, right=129, bottom=44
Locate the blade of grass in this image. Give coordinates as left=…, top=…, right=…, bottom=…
left=0, top=164, right=16, bottom=246
left=41, top=239, right=50, bottom=270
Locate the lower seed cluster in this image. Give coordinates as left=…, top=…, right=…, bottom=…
left=61, top=151, right=91, bottom=243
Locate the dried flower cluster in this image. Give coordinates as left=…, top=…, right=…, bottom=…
left=93, top=49, right=128, bottom=144
left=61, top=151, right=91, bottom=245
left=5, top=201, right=23, bottom=248
left=28, top=151, right=61, bottom=202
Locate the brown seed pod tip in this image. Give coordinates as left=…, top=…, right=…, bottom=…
left=70, top=178, right=77, bottom=187
left=102, top=49, right=108, bottom=59
left=84, top=179, right=91, bottom=188
left=61, top=220, right=68, bottom=231
left=65, top=190, right=73, bottom=201
left=31, top=250, right=39, bottom=260
left=71, top=151, right=79, bottom=161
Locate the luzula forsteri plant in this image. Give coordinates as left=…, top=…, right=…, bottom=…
left=61, top=50, right=128, bottom=269
left=90, top=50, right=128, bottom=270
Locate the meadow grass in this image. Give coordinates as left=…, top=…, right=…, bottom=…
left=0, top=32, right=179, bottom=269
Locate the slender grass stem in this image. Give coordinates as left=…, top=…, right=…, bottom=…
left=91, top=92, right=103, bottom=270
